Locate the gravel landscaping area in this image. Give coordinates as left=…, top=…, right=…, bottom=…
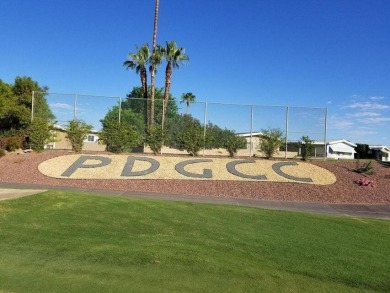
left=1, top=150, right=390, bottom=204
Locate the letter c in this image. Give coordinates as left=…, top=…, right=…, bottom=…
left=226, top=160, right=267, bottom=180
left=272, top=162, right=313, bottom=183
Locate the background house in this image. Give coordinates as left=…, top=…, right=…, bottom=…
left=326, top=140, right=357, bottom=160
left=281, top=139, right=356, bottom=159
left=45, top=125, right=106, bottom=152
left=368, top=145, right=390, bottom=162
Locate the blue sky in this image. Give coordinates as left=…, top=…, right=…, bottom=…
left=1, top=0, right=390, bottom=145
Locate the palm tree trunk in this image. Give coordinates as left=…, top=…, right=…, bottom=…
left=152, top=0, right=159, bottom=49
left=162, top=61, right=172, bottom=129
left=150, top=0, right=160, bottom=128
left=150, top=69, right=155, bottom=128
left=140, top=67, right=148, bottom=128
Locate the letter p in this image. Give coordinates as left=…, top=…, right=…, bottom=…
left=61, top=155, right=112, bottom=177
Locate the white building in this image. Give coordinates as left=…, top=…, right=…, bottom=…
left=369, top=145, right=390, bottom=162
left=326, top=140, right=357, bottom=160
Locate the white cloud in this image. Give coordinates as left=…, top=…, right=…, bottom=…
left=328, top=116, right=354, bottom=130
left=357, top=117, right=390, bottom=124
left=344, top=101, right=390, bottom=110
left=50, top=103, right=73, bottom=110
left=347, top=112, right=381, bottom=118
left=349, top=129, right=378, bottom=136
left=370, top=96, right=384, bottom=100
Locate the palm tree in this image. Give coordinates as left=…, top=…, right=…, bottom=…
left=161, top=41, right=189, bottom=128
left=149, top=0, right=160, bottom=128
left=123, top=44, right=150, bottom=127
left=180, top=92, right=196, bottom=114
left=149, top=46, right=163, bottom=127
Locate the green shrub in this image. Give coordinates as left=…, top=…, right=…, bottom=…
left=145, top=127, right=165, bottom=155
left=298, top=136, right=314, bottom=161
left=100, top=119, right=141, bottom=153
left=27, top=118, right=54, bottom=152
left=258, top=128, right=284, bottom=159
left=354, top=160, right=374, bottom=175
left=176, top=115, right=204, bottom=156
left=66, top=120, right=93, bottom=152
left=220, top=129, right=246, bottom=157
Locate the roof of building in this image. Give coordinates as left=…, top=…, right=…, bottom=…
left=369, top=145, right=390, bottom=152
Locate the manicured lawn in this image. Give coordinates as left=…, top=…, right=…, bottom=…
left=0, top=191, right=389, bottom=292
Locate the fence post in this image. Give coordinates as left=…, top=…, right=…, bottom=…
left=203, top=102, right=208, bottom=157
left=118, top=97, right=122, bottom=124
left=161, top=99, right=165, bottom=155
left=31, top=91, right=35, bottom=122
left=249, top=105, right=254, bottom=157
left=324, top=107, right=328, bottom=160
left=74, top=94, right=78, bottom=120
left=285, top=106, right=289, bottom=159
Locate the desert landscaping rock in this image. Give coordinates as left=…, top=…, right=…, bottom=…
left=38, top=154, right=336, bottom=185
left=1, top=150, right=389, bottom=204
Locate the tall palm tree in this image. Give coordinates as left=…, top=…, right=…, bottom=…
left=149, top=46, right=163, bottom=127
left=180, top=92, right=196, bottom=114
left=161, top=41, right=189, bottom=128
left=149, top=0, right=160, bottom=128
left=123, top=44, right=150, bottom=127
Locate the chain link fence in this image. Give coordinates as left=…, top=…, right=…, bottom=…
left=33, top=91, right=328, bottom=158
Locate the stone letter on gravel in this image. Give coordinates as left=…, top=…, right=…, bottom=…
left=226, top=160, right=267, bottom=180
left=121, top=156, right=160, bottom=177
left=272, top=162, right=313, bottom=183
left=175, top=159, right=213, bottom=179
left=61, top=156, right=112, bottom=177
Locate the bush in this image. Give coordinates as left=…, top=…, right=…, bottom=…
left=299, top=136, right=314, bottom=161
left=27, top=118, right=54, bottom=152
left=0, top=136, right=23, bottom=152
left=220, top=129, right=246, bottom=157
left=258, top=128, right=284, bottom=159
left=0, top=149, right=5, bottom=158
left=5, top=136, right=23, bottom=152
left=354, top=160, right=374, bottom=175
left=66, top=120, right=93, bottom=152
left=145, top=127, right=165, bottom=155
left=172, top=115, right=204, bottom=156
left=100, top=119, right=141, bottom=153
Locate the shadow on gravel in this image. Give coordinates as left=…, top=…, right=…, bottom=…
left=378, top=161, right=390, bottom=169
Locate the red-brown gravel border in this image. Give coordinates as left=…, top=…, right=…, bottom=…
left=1, top=150, right=389, bottom=204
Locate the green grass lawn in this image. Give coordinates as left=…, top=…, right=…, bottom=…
left=0, top=191, right=389, bottom=292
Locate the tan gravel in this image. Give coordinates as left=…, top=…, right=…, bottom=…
left=1, top=150, right=390, bottom=204
left=38, top=154, right=336, bottom=185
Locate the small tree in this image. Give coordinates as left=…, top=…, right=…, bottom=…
left=180, top=92, right=196, bottom=114
left=355, top=143, right=370, bottom=159
left=145, top=126, right=165, bottom=155
left=100, top=120, right=141, bottom=153
left=66, top=120, right=93, bottom=152
left=221, top=129, right=246, bottom=157
left=299, top=136, right=314, bottom=161
left=27, top=118, right=54, bottom=152
left=258, top=128, right=284, bottom=159
left=174, top=114, right=203, bottom=156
